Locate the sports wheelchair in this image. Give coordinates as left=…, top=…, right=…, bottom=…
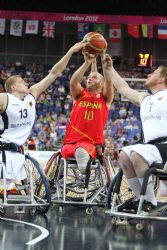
left=0, top=154, right=51, bottom=216
left=105, top=162, right=167, bottom=230
left=43, top=147, right=113, bottom=213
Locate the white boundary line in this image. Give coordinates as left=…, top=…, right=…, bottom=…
left=0, top=216, right=49, bottom=245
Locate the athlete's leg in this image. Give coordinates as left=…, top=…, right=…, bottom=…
left=75, top=147, right=90, bottom=174
left=119, top=150, right=141, bottom=199
left=130, top=151, right=157, bottom=206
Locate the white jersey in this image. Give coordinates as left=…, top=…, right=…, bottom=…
left=0, top=93, right=36, bottom=145
left=140, top=89, right=167, bottom=143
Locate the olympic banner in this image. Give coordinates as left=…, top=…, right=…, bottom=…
left=0, top=10, right=167, bottom=25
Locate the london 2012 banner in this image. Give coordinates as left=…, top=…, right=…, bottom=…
left=0, top=10, right=167, bottom=25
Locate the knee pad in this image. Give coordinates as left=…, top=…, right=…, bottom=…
left=75, top=147, right=90, bottom=173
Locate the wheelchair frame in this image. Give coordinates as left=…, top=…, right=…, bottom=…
left=43, top=151, right=112, bottom=213
left=0, top=154, right=51, bottom=216
left=105, top=164, right=167, bottom=229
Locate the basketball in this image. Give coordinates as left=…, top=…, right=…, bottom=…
left=83, top=32, right=107, bottom=55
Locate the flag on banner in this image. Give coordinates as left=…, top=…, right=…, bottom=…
left=77, top=23, right=89, bottom=40
left=10, top=19, right=23, bottom=36
left=93, top=24, right=107, bottom=37
left=0, top=18, right=5, bottom=35
left=158, top=25, right=167, bottom=39
left=141, top=24, right=153, bottom=38
left=109, top=24, right=121, bottom=42
left=127, top=24, right=139, bottom=38
left=25, top=20, right=39, bottom=34
left=42, top=21, right=55, bottom=38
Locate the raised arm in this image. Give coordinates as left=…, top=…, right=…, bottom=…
left=70, top=51, right=95, bottom=100
left=103, top=54, right=148, bottom=106
left=100, top=53, right=114, bottom=107
left=29, top=42, right=84, bottom=99
left=91, top=57, right=97, bottom=73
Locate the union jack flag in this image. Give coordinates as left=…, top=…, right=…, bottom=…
left=77, top=23, right=89, bottom=40
left=42, top=21, right=55, bottom=38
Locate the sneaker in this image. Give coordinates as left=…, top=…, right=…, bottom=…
left=118, top=197, right=139, bottom=213
left=142, top=200, right=157, bottom=212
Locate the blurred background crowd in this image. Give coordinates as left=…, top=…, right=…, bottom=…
left=1, top=2, right=165, bottom=160
left=0, top=60, right=147, bottom=160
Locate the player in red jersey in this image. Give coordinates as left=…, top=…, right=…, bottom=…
left=62, top=51, right=114, bottom=174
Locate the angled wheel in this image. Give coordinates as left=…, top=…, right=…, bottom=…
left=44, top=152, right=61, bottom=191
left=106, top=173, right=118, bottom=209
left=24, top=154, right=51, bottom=214
left=106, top=169, right=158, bottom=210
left=65, top=159, right=106, bottom=202
left=53, top=158, right=98, bottom=202
left=103, top=155, right=117, bottom=183
left=106, top=170, right=134, bottom=209
left=117, top=175, right=134, bottom=203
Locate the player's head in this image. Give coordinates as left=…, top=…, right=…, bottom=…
left=5, top=75, right=29, bottom=95
left=145, top=66, right=167, bottom=89
left=86, top=72, right=104, bottom=92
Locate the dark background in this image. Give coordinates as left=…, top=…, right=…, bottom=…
left=0, top=0, right=167, bottom=16
left=0, top=0, right=166, bottom=66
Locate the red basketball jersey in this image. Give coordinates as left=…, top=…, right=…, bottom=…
left=64, top=89, right=109, bottom=145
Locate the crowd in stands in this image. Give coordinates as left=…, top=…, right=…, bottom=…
left=0, top=61, right=150, bottom=157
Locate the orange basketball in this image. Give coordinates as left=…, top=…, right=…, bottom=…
left=83, top=32, right=107, bottom=55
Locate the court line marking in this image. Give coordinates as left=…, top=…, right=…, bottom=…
left=0, top=216, right=49, bottom=245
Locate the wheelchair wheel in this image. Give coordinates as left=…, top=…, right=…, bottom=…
left=24, top=154, right=51, bottom=214
left=153, top=175, right=159, bottom=198
left=104, top=155, right=117, bottom=182
left=66, top=158, right=110, bottom=202
left=106, top=169, right=158, bottom=210
left=106, top=174, right=117, bottom=209
left=66, top=167, right=96, bottom=201
left=44, top=152, right=61, bottom=191
left=106, top=171, right=134, bottom=209
left=117, top=175, right=134, bottom=203
left=51, top=158, right=86, bottom=201
left=53, top=157, right=102, bottom=202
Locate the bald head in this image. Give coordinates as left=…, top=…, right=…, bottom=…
left=86, top=71, right=104, bottom=93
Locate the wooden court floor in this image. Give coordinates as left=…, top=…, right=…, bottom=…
left=1, top=204, right=167, bottom=250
